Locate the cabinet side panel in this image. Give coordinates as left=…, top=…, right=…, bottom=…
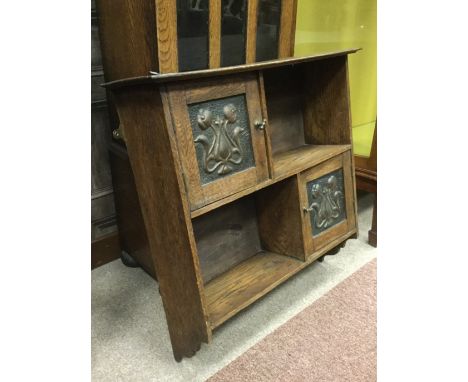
left=95, top=0, right=158, bottom=81
left=113, top=86, right=211, bottom=361
left=256, top=176, right=305, bottom=260
left=303, top=56, right=352, bottom=145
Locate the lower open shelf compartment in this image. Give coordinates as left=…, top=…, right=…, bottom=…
left=203, top=228, right=356, bottom=329
left=204, top=251, right=303, bottom=329
left=190, top=148, right=357, bottom=330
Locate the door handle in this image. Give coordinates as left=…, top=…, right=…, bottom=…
left=254, top=118, right=267, bottom=130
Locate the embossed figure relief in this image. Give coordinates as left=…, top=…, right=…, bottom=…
left=306, top=169, right=347, bottom=236
left=189, top=95, right=256, bottom=185
left=195, top=105, right=244, bottom=175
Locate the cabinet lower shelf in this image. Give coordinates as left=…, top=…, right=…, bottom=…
left=204, top=228, right=357, bottom=329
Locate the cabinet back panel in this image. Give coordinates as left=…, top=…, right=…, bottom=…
left=263, top=66, right=305, bottom=154
left=193, top=195, right=262, bottom=283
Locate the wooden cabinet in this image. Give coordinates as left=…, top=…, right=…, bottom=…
left=95, top=0, right=297, bottom=80
left=105, top=49, right=359, bottom=361
left=168, top=73, right=269, bottom=208
left=299, top=152, right=357, bottom=255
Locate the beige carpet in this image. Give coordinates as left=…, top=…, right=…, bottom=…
left=208, top=259, right=377, bottom=382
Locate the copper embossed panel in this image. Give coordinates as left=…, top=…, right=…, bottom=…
left=189, top=95, right=256, bottom=185
left=306, top=169, right=346, bottom=236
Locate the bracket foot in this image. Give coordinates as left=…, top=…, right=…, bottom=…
left=120, top=250, right=140, bottom=268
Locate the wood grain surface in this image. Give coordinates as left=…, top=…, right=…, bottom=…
left=246, top=0, right=259, bottom=63
left=95, top=0, right=158, bottom=81
left=167, top=73, right=269, bottom=210
left=105, top=50, right=360, bottom=360
left=113, top=85, right=211, bottom=361
left=256, top=176, right=306, bottom=260
left=303, top=56, right=352, bottom=145
left=209, top=0, right=221, bottom=68
left=205, top=227, right=357, bottom=329
left=205, top=251, right=303, bottom=328
left=104, top=49, right=361, bottom=89
left=193, top=195, right=262, bottom=283
left=273, top=145, right=351, bottom=180
left=298, top=152, right=356, bottom=255
left=156, top=0, right=178, bottom=73
left=278, top=0, right=298, bottom=58
left=262, top=65, right=306, bottom=154
left=91, top=231, right=120, bottom=269
left=109, top=143, right=155, bottom=277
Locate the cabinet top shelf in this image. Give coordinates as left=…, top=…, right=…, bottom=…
left=103, top=48, right=361, bottom=89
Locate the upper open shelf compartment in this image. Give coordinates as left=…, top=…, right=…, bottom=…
left=185, top=52, right=356, bottom=218
left=261, top=57, right=353, bottom=179
left=107, top=50, right=359, bottom=219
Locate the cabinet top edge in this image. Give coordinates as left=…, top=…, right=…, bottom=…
left=102, top=48, right=361, bottom=90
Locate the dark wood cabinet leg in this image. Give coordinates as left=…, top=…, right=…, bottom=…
left=368, top=194, right=377, bottom=247
left=317, top=240, right=347, bottom=262
left=120, top=250, right=140, bottom=268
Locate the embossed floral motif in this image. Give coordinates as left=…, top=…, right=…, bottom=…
left=307, top=175, right=343, bottom=229
left=194, top=104, right=245, bottom=175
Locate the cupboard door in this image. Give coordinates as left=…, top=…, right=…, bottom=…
left=168, top=73, right=270, bottom=209
left=299, top=151, right=356, bottom=256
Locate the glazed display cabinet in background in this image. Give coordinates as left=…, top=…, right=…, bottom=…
left=96, top=0, right=297, bottom=80
left=95, top=0, right=299, bottom=274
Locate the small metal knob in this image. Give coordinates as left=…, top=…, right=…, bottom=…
left=112, top=129, right=121, bottom=140
left=112, top=125, right=126, bottom=142
left=255, top=118, right=267, bottom=130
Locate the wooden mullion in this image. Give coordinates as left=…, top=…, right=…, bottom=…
left=246, top=0, right=259, bottom=63
left=209, top=0, right=221, bottom=68
left=278, top=0, right=298, bottom=58
left=156, top=0, right=179, bottom=73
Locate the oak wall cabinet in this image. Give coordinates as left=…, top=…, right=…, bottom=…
left=104, top=49, right=359, bottom=360
left=96, top=0, right=297, bottom=80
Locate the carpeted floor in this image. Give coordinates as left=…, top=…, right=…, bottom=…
left=208, top=259, right=376, bottom=382
left=92, top=192, right=376, bottom=382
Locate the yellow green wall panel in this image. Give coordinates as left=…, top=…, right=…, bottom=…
left=294, top=0, right=376, bottom=157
